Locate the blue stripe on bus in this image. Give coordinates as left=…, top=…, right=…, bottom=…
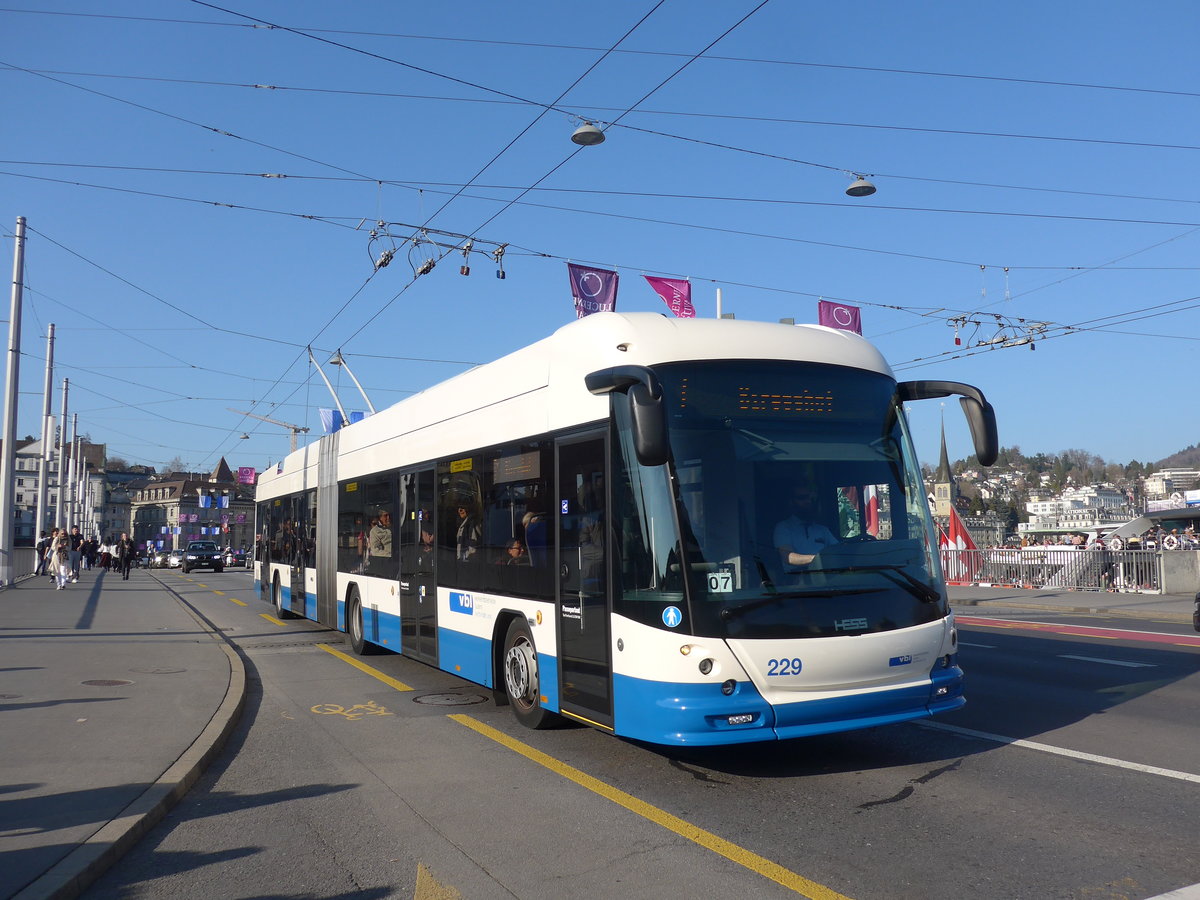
left=612, top=664, right=964, bottom=746
left=612, top=674, right=775, bottom=746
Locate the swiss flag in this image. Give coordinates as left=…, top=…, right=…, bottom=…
left=939, top=506, right=981, bottom=582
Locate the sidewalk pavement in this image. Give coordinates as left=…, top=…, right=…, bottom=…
left=949, top=583, right=1198, bottom=624
left=0, top=573, right=1194, bottom=900
left=1, top=567, right=244, bottom=900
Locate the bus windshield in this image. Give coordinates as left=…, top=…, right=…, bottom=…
left=612, top=360, right=945, bottom=639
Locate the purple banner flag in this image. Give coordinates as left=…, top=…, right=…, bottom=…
left=643, top=276, right=696, bottom=318
left=567, top=263, right=619, bottom=318
left=817, top=300, right=862, bottom=334
left=238, top=466, right=256, bottom=485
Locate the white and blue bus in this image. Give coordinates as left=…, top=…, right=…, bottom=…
left=254, top=312, right=997, bottom=746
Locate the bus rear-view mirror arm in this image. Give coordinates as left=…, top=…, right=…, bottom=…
left=897, top=380, right=999, bottom=467
left=585, top=365, right=669, bottom=467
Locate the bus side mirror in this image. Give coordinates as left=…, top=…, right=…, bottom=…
left=898, top=380, right=999, bottom=467
left=628, top=382, right=668, bottom=468
left=585, top=365, right=669, bottom=468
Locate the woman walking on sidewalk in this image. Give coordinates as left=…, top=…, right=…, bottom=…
left=51, top=532, right=71, bottom=590
left=115, top=532, right=136, bottom=580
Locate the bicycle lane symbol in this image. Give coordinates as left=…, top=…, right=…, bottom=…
left=311, top=700, right=395, bottom=720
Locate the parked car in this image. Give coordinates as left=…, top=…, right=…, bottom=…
left=167, top=550, right=184, bottom=568
left=183, top=540, right=224, bottom=574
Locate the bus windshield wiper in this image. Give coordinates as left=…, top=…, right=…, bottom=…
left=719, top=587, right=879, bottom=621
left=817, top=565, right=942, bottom=604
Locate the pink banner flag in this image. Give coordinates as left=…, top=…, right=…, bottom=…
left=568, top=263, right=619, bottom=318
left=817, top=300, right=862, bottom=334
left=643, top=275, right=696, bottom=318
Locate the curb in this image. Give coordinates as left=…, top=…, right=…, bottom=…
left=13, top=595, right=247, bottom=900
left=952, top=596, right=1193, bottom=625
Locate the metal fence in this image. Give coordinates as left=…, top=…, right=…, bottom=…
left=941, top=547, right=1161, bottom=593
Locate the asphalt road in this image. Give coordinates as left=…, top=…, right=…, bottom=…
left=83, top=571, right=1200, bottom=900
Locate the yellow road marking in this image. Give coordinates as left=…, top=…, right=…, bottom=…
left=197, top=583, right=208, bottom=589
left=212, top=589, right=225, bottom=595
left=415, top=862, right=461, bottom=899
left=316, top=643, right=414, bottom=692
left=448, top=715, right=852, bottom=899
left=260, top=613, right=286, bottom=626
left=228, top=597, right=247, bottom=607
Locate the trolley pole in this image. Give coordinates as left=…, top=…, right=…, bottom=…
left=0, top=216, right=26, bottom=586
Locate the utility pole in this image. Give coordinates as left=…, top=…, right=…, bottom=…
left=34, top=323, right=54, bottom=546
left=55, top=378, right=68, bottom=529
left=0, top=215, right=26, bottom=585
left=71, top=417, right=80, bottom=529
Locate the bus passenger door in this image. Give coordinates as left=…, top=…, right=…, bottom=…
left=400, top=467, right=438, bottom=665
left=556, top=434, right=613, bottom=728
left=289, top=495, right=307, bottom=616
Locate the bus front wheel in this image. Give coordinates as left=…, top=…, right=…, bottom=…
left=503, top=619, right=556, bottom=729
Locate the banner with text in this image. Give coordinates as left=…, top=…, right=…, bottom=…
left=643, top=275, right=696, bottom=318
left=568, top=263, right=619, bottom=318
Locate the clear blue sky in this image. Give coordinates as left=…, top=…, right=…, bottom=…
left=3, top=1, right=1198, bottom=474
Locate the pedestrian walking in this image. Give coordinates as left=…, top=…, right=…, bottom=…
left=115, top=532, right=136, bottom=580
left=45, top=527, right=60, bottom=583
left=68, top=526, right=83, bottom=582
left=34, top=531, right=50, bottom=576
left=51, top=531, right=71, bottom=590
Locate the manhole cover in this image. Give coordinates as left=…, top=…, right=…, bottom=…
left=129, top=666, right=186, bottom=675
left=81, top=679, right=134, bottom=687
left=412, top=692, right=489, bottom=707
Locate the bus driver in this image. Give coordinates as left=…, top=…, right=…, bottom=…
left=774, top=486, right=838, bottom=573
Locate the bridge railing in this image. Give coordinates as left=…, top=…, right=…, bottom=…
left=942, top=547, right=1162, bottom=593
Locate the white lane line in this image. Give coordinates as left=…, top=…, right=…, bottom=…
left=1143, top=884, right=1200, bottom=899
left=920, top=721, right=1200, bottom=784
left=958, top=641, right=995, bottom=648
left=1059, top=654, right=1155, bottom=668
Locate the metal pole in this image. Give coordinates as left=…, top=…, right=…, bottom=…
left=0, top=216, right=26, bottom=585
left=715, top=287, right=722, bottom=319
left=330, top=350, right=377, bottom=415
left=55, top=378, right=68, bottom=529
left=71, top=418, right=80, bottom=529
left=34, top=323, right=54, bottom=544
left=308, top=347, right=348, bottom=424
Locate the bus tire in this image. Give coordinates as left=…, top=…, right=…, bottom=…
left=348, top=590, right=381, bottom=655
left=273, top=574, right=298, bottom=619
left=503, top=618, right=556, bottom=729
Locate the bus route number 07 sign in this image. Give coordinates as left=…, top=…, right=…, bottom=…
left=707, top=565, right=734, bottom=593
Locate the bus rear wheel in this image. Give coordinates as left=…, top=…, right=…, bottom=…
left=348, top=590, right=380, bottom=655
left=503, top=619, right=556, bottom=729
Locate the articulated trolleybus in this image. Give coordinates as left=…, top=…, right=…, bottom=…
left=254, top=312, right=997, bottom=746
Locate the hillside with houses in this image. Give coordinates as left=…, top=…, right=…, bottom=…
left=924, top=443, right=1199, bottom=546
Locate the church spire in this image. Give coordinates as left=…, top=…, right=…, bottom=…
left=936, top=418, right=953, bottom=484
left=933, top=415, right=958, bottom=517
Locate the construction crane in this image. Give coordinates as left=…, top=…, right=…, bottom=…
left=228, top=409, right=309, bottom=452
